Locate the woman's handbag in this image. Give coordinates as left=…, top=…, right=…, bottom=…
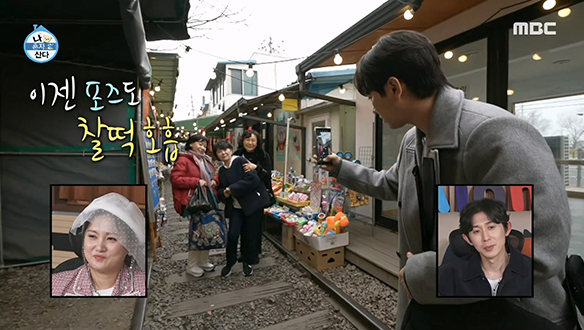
left=189, top=208, right=227, bottom=250
left=185, top=185, right=212, bottom=215
left=188, top=186, right=226, bottom=250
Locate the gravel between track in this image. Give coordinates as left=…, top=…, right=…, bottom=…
left=144, top=183, right=358, bottom=330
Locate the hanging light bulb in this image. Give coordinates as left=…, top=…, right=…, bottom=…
left=278, top=93, right=285, bottom=102
left=458, top=55, right=468, bottom=63
left=151, top=105, right=156, bottom=110
left=558, top=7, right=571, bottom=17
left=267, top=112, right=272, bottom=118
left=154, top=85, right=161, bottom=92
left=161, top=113, right=165, bottom=117
left=211, top=69, right=217, bottom=80
left=543, top=0, right=556, bottom=10
left=220, top=119, right=224, bottom=124
left=404, top=9, right=414, bottom=20
left=149, top=90, right=155, bottom=96
left=246, top=64, right=255, bottom=78
left=444, top=51, right=453, bottom=59
left=334, top=53, right=343, bottom=65
left=339, top=85, right=346, bottom=94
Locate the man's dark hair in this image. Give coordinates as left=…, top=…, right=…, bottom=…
left=242, top=129, right=262, bottom=148
left=354, top=30, right=449, bottom=99
left=459, top=198, right=510, bottom=236
left=185, top=134, right=208, bottom=151
left=213, top=140, right=233, bottom=158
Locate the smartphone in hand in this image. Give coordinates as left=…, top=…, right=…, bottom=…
left=315, top=127, right=332, bottom=165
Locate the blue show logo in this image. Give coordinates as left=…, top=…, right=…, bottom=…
left=24, top=25, right=59, bottom=63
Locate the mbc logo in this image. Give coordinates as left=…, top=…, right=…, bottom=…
left=513, top=22, right=556, bottom=35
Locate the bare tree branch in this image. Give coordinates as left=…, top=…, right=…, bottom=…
left=558, top=114, right=584, bottom=148
left=515, top=109, right=551, bottom=135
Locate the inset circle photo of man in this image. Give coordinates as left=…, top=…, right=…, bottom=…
left=439, top=198, right=532, bottom=297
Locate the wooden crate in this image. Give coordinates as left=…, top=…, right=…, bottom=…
left=282, top=224, right=296, bottom=251
left=295, top=238, right=344, bottom=271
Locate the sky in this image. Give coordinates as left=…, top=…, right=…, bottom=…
left=515, top=94, right=584, bottom=138
left=146, top=0, right=387, bottom=121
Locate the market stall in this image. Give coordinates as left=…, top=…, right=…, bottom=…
left=264, top=165, right=369, bottom=271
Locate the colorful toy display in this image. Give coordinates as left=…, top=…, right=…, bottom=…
left=298, top=211, right=350, bottom=237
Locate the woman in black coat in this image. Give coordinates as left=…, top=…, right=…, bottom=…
left=214, top=141, right=269, bottom=277
left=233, top=129, right=275, bottom=263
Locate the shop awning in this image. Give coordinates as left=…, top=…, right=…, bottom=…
left=296, top=0, right=501, bottom=73
left=308, top=69, right=356, bottom=95
left=0, top=0, right=190, bottom=90
left=174, top=115, right=220, bottom=131
left=203, top=84, right=301, bottom=132
left=149, top=52, right=180, bottom=118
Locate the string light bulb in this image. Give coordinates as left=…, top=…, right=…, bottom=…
left=279, top=93, right=285, bottom=102
left=339, top=85, right=346, bottom=94
left=334, top=52, right=343, bottom=65
left=220, top=119, right=224, bottom=124
left=149, top=90, right=155, bottom=96
left=211, top=69, right=217, bottom=80
left=458, top=55, right=468, bottom=63
left=444, top=51, right=453, bottom=59
left=558, top=7, right=571, bottom=17
left=246, top=64, right=255, bottom=78
left=404, top=9, right=414, bottom=20
left=267, top=112, right=272, bottom=118
left=543, top=0, right=556, bottom=10
left=154, top=85, right=161, bottom=92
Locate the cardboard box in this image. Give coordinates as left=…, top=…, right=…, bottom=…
left=295, top=231, right=349, bottom=251
left=295, top=238, right=345, bottom=271
left=282, top=224, right=296, bottom=251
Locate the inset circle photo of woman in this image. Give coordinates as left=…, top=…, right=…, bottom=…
left=51, top=192, right=146, bottom=296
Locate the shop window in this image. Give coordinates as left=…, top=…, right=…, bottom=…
left=440, top=38, right=487, bottom=102
left=509, top=2, right=584, bottom=189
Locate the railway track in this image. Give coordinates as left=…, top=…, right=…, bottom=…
left=132, top=184, right=393, bottom=330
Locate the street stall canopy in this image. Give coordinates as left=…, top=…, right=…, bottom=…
left=149, top=52, right=180, bottom=118
left=296, top=0, right=505, bottom=73
left=203, top=84, right=301, bottom=133
left=175, top=115, right=220, bottom=132
left=0, top=0, right=190, bottom=89
left=0, top=0, right=190, bottom=267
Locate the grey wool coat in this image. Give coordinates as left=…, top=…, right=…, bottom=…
left=332, top=86, right=582, bottom=330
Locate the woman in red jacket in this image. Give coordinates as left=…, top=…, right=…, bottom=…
left=171, top=134, right=218, bottom=277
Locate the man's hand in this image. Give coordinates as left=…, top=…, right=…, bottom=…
left=211, top=180, right=218, bottom=188
left=399, top=252, right=414, bottom=300
left=243, top=162, right=257, bottom=173
left=199, top=180, right=207, bottom=187
left=224, top=187, right=231, bottom=198
left=311, top=153, right=341, bottom=172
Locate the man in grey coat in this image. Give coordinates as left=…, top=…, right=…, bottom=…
left=318, top=30, right=582, bottom=329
